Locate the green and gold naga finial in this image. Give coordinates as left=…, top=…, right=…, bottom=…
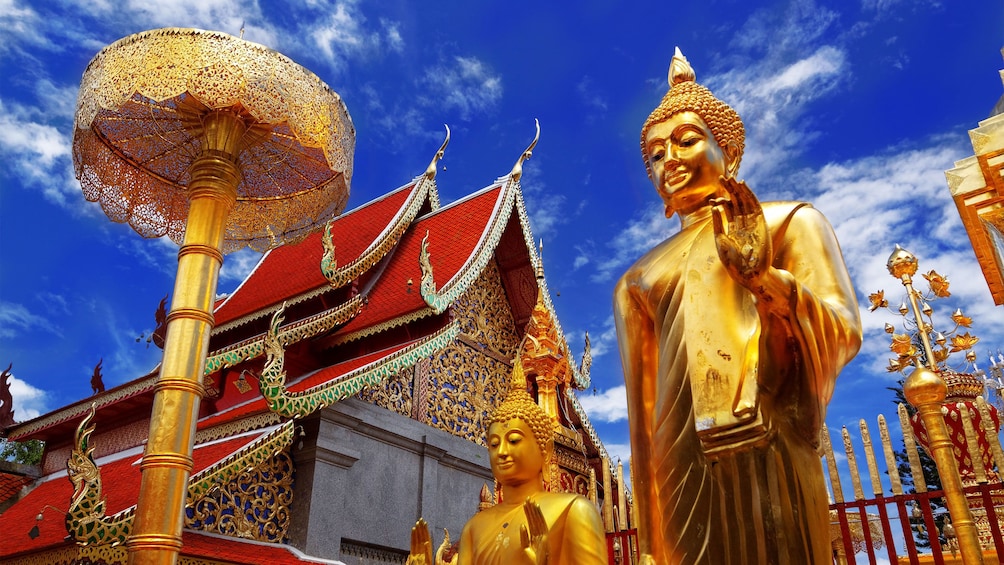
left=66, top=403, right=133, bottom=546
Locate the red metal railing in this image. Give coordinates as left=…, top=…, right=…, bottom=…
left=606, top=529, right=638, bottom=564
left=830, top=482, right=1004, bottom=564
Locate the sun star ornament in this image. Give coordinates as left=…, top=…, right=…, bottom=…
left=870, top=248, right=980, bottom=374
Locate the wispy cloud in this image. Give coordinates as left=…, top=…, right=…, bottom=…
left=521, top=160, right=569, bottom=239
left=0, top=0, right=43, bottom=56
left=711, top=45, right=847, bottom=184
left=419, top=56, right=503, bottom=121
left=0, top=301, right=62, bottom=339
left=591, top=206, right=673, bottom=282
left=114, top=235, right=178, bottom=278
left=577, top=75, right=608, bottom=119
left=220, top=248, right=263, bottom=287
left=0, top=98, right=78, bottom=207
left=308, top=0, right=403, bottom=72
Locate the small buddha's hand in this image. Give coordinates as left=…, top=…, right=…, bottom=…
left=407, top=518, right=433, bottom=565
left=711, top=176, right=772, bottom=287
left=519, top=499, right=549, bottom=565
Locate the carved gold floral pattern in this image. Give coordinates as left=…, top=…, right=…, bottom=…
left=356, top=365, right=414, bottom=417
left=423, top=260, right=521, bottom=445
left=185, top=449, right=294, bottom=543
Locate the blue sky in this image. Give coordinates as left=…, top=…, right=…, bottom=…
left=2, top=0, right=1004, bottom=521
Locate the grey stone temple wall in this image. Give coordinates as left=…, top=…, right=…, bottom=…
left=287, top=398, right=492, bottom=564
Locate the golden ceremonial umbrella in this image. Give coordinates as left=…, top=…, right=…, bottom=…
left=72, top=27, right=354, bottom=564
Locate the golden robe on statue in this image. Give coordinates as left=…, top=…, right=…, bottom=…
left=615, top=203, right=860, bottom=563
left=614, top=50, right=861, bottom=564
left=459, top=493, right=607, bottom=565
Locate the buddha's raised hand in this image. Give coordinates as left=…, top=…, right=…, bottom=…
left=711, top=176, right=771, bottom=286
left=407, top=519, right=433, bottom=565
left=519, top=499, right=550, bottom=565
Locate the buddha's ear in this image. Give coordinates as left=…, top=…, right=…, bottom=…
left=723, top=141, right=741, bottom=179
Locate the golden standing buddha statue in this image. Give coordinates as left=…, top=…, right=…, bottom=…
left=408, top=360, right=607, bottom=565
left=613, top=49, right=862, bottom=563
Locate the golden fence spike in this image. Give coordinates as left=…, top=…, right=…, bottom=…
left=958, top=402, right=987, bottom=484
left=878, top=414, right=904, bottom=495
left=860, top=418, right=884, bottom=496
left=898, top=402, right=928, bottom=493
left=601, top=456, right=614, bottom=533
left=821, top=424, right=844, bottom=503
left=842, top=426, right=865, bottom=501
left=976, top=396, right=1004, bottom=474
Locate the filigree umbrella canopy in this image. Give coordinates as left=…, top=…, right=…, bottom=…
left=72, top=27, right=354, bottom=253
left=69, top=28, right=354, bottom=564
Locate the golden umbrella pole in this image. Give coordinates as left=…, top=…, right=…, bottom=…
left=72, top=28, right=354, bottom=565
left=129, top=112, right=243, bottom=563
left=887, top=246, right=984, bottom=565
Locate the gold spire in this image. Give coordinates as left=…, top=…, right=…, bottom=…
left=425, top=125, right=450, bottom=180
left=521, top=247, right=570, bottom=421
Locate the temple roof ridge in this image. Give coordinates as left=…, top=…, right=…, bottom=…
left=412, top=178, right=506, bottom=221
left=321, top=174, right=437, bottom=289
left=3, top=365, right=160, bottom=442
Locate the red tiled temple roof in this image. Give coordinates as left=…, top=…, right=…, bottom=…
left=0, top=472, right=33, bottom=506
left=333, top=183, right=504, bottom=337
left=0, top=432, right=267, bottom=558
left=214, top=183, right=419, bottom=328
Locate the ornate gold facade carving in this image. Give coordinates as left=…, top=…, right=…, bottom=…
left=356, top=365, right=414, bottom=417
left=453, top=260, right=521, bottom=360
left=186, top=449, right=294, bottom=543
left=422, top=260, right=521, bottom=445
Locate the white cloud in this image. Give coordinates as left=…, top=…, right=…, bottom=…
left=579, top=385, right=628, bottom=423
left=7, top=372, right=48, bottom=422
left=711, top=45, right=847, bottom=184
left=0, top=0, right=41, bottom=55
left=570, top=316, right=618, bottom=359
left=755, top=46, right=845, bottom=97
left=308, top=1, right=404, bottom=71
left=0, top=97, right=79, bottom=208
left=115, top=235, right=178, bottom=278
left=521, top=160, right=569, bottom=238
left=380, top=18, right=404, bottom=53
left=0, top=301, right=62, bottom=339
left=220, top=247, right=264, bottom=286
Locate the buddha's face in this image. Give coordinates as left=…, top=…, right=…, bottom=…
left=488, top=417, right=545, bottom=486
left=645, top=111, right=736, bottom=216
